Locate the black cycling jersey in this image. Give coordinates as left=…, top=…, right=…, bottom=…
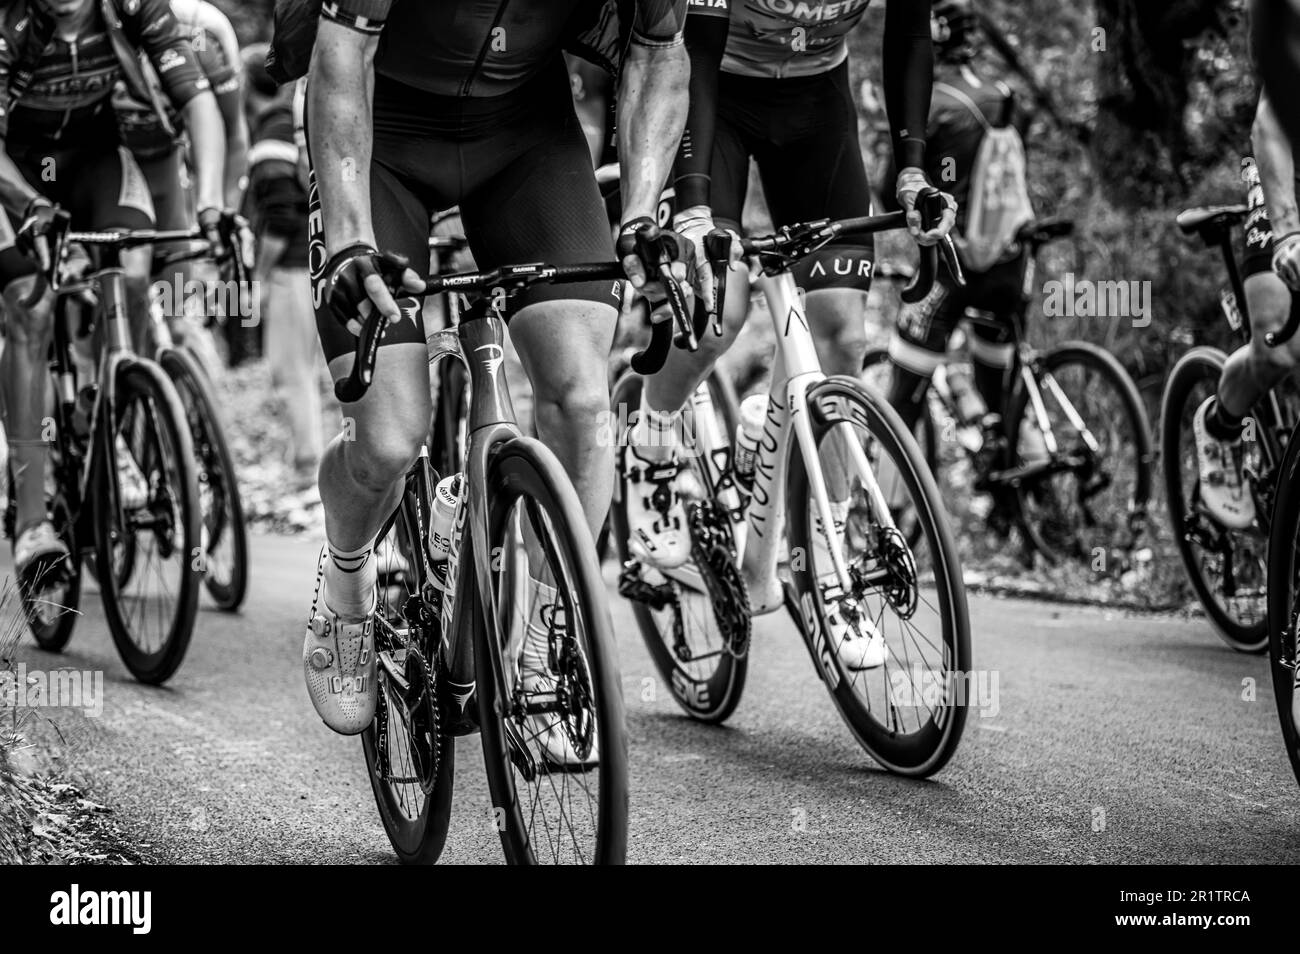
left=0, top=0, right=209, bottom=148
left=674, top=0, right=931, bottom=209
left=324, top=0, right=687, bottom=98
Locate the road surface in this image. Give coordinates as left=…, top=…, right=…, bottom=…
left=6, top=533, right=1299, bottom=864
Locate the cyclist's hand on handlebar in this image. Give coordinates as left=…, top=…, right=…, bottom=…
left=1273, top=232, right=1300, bottom=289
left=672, top=205, right=742, bottom=314
left=323, top=244, right=426, bottom=336
left=896, top=168, right=957, bottom=247
left=617, top=216, right=696, bottom=305
left=17, top=197, right=69, bottom=269
left=198, top=207, right=256, bottom=272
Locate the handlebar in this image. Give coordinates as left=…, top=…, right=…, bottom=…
left=334, top=258, right=625, bottom=403
left=20, top=226, right=232, bottom=308
left=1266, top=304, right=1300, bottom=348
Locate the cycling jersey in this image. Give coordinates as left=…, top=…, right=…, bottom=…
left=676, top=0, right=931, bottom=210
left=322, top=0, right=687, bottom=98
left=0, top=0, right=209, bottom=148
left=117, top=0, right=242, bottom=158
left=692, top=0, right=872, bottom=79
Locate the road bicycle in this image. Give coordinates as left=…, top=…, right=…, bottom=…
left=145, top=241, right=249, bottom=611
left=611, top=208, right=972, bottom=776
left=1164, top=203, right=1300, bottom=653
left=862, top=218, right=1153, bottom=570
left=337, top=254, right=628, bottom=864
left=16, top=225, right=203, bottom=684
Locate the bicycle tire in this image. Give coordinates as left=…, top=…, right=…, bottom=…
left=21, top=494, right=82, bottom=653
left=158, top=347, right=249, bottom=612
left=1267, top=421, right=1300, bottom=787
left=95, top=359, right=202, bottom=684
left=609, top=371, right=749, bottom=723
left=362, top=481, right=456, bottom=864
left=1161, top=346, right=1267, bottom=652
left=1007, top=341, right=1154, bottom=567
left=786, top=376, right=970, bottom=777
left=476, top=436, right=628, bottom=864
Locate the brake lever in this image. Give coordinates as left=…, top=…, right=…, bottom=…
left=939, top=234, right=965, bottom=288
left=633, top=225, right=698, bottom=354
left=704, top=229, right=732, bottom=336
left=332, top=258, right=413, bottom=402
left=900, top=189, right=946, bottom=305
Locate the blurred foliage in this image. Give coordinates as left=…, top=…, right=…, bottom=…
left=209, top=0, right=273, bottom=44
left=853, top=0, right=1258, bottom=388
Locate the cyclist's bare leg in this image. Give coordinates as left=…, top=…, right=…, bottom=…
left=807, top=287, right=870, bottom=502
left=318, top=341, right=431, bottom=620
left=0, top=278, right=56, bottom=534
left=1219, top=272, right=1299, bottom=417
left=640, top=265, right=750, bottom=424
left=510, top=298, right=618, bottom=540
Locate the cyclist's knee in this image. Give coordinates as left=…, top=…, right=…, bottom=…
left=342, top=425, right=424, bottom=491
left=538, top=376, right=608, bottom=429
left=2, top=278, right=54, bottom=349
left=808, top=289, right=870, bottom=355
left=1244, top=272, right=1300, bottom=368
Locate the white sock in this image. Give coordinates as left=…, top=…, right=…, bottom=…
left=631, top=390, right=681, bottom=463
left=322, top=536, right=377, bottom=622
left=522, top=577, right=560, bottom=675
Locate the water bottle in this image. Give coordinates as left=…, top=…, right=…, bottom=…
left=732, top=394, right=768, bottom=487
left=428, top=473, right=462, bottom=596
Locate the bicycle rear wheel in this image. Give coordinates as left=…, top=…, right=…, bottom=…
left=1267, top=422, right=1300, bottom=787
left=95, top=360, right=202, bottom=684
left=1008, top=341, right=1153, bottom=567
left=20, top=494, right=82, bottom=653
left=159, top=347, right=249, bottom=611
left=609, top=372, right=749, bottom=723
left=362, top=472, right=455, bottom=864
left=786, top=376, right=970, bottom=777
left=1161, top=347, right=1267, bottom=652
left=476, top=436, right=627, bottom=864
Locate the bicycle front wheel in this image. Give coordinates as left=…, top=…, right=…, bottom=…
left=1161, top=347, right=1267, bottom=652
left=159, top=347, right=249, bottom=612
left=95, top=359, right=202, bottom=684
left=786, top=376, right=970, bottom=777
left=1008, top=341, right=1153, bottom=567
left=476, top=436, right=627, bottom=864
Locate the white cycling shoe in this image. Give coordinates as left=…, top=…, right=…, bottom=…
left=115, top=434, right=150, bottom=511
left=303, top=555, right=378, bottom=736
left=1192, top=398, right=1256, bottom=531
left=13, top=521, right=71, bottom=582
left=814, top=507, right=887, bottom=671
left=622, top=442, right=694, bottom=570
left=520, top=602, right=599, bottom=769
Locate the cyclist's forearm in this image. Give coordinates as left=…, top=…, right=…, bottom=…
left=883, top=0, right=933, bottom=174
left=673, top=13, right=729, bottom=211
left=1254, top=92, right=1300, bottom=237
left=0, top=149, right=42, bottom=219
left=308, top=24, right=378, bottom=251
left=183, top=92, right=227, bottom=213
left=222, top=106, right=252, bottom=209
left=618, top=39, right=689, bottom=223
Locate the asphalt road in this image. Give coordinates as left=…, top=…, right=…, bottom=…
left=6, top=532, right=1300, bottom=864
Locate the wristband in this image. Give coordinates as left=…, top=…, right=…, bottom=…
left=672, top=205, right=714, bottom=232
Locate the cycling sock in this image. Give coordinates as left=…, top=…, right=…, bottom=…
left=632, top=391, right=682, bottom=463
left=1205, top=397, right=1246, bottom=441
left=522, top=577, right=561, bottom=677
left=322, top=536, right=378, bottom=621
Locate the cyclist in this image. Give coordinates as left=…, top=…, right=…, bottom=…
left=302, top=0, right=693, bottom=759
left=0, top=0, right=232, bottom=584
left=116, top=0, right=249, bottom=373
left=618, top=0, right=954, bottom=668
left=882, top=0, right=1032, bottom=523
left=1191, top=91, right=1300, bottom=531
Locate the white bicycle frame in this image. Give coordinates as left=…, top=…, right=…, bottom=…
left=663, top=269, right=900, bottom=615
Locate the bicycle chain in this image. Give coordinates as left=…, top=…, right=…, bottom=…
left=687, top=498, right=752, bottom=659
